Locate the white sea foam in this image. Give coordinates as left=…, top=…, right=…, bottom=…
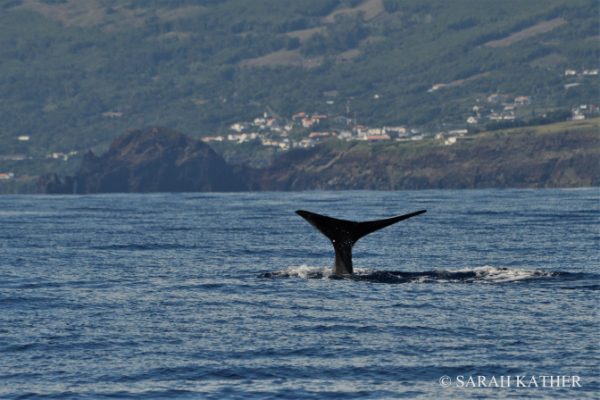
left=276, top=265, right=375, bottom=279
left=273, top=265, right=556, bottom=283
left=454, top=266, right=556, bottom=283
left=277, top=265, right=331, bottom=279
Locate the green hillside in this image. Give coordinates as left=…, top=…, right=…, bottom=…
left=0, top=0, right=598, bottom=157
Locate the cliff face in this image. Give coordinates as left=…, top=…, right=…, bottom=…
left=245, top=128, right=600, bottom=190
left=38, top=128, right=244, bottom=193
left=38, top=125, right=599, bottom=194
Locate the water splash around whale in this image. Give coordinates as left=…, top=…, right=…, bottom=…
left=259, top=265, right=578, bottom=284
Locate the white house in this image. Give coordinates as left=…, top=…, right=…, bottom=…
left=428, top=83, right=446, bottom=92
left=338, top=130, right=352, bottom=140
left=201, top=136, right=224, bottom=143
left=384, top=126, right=407, bottom=135
left=514, top=96, right=531, bottom=105
left=367, top=128, right=383, bottom=135
left=230, top=123, right=245, bottom=132
left=572, top=109, right=585, bottom=120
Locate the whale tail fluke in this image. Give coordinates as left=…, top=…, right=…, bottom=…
left=296, top=209, right=426, bottom=275
left=353, top=210, right=427, bottom=240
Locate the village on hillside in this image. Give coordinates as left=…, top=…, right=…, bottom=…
left=0, top=68, right=598, bottom=183
left=202, top=67, right=599, bottom=151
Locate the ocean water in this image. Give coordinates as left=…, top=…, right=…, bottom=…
left=0, top=189, right=598, bottom=399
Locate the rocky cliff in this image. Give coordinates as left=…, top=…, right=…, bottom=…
left=245, top=127, right=599, bottom=190
left=38, top=124, right=599, bottom=193
left=38, top=127, right=244, bottom=193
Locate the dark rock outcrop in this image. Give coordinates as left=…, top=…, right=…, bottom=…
left=36, top=173, right=76, bottom=194
left=39, top=127, right=244, bottom=193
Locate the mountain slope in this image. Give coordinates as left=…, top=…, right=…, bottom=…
left=0, top=0, right=598, bottom=158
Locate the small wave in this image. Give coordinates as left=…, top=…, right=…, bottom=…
left=260, top=265, right=565, bottom=284
left=558, top=284, right=600, bottom=290
left=90, top=243, right=194, bottom=251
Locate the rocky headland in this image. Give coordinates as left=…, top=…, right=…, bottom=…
left=38, top=127, right=244, bottom=193
left=38, top=124, right=599, bottom=193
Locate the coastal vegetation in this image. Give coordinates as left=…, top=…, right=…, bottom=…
left=0, top=0, right=597, bottom=152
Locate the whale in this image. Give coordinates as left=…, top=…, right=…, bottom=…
left=296, top=209, right=426, bottom=276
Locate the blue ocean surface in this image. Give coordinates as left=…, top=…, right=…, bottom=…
left=0, top=189, right=598, bottom=399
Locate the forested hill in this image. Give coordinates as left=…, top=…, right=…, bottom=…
left=1, top=0, right=598, bottom=156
